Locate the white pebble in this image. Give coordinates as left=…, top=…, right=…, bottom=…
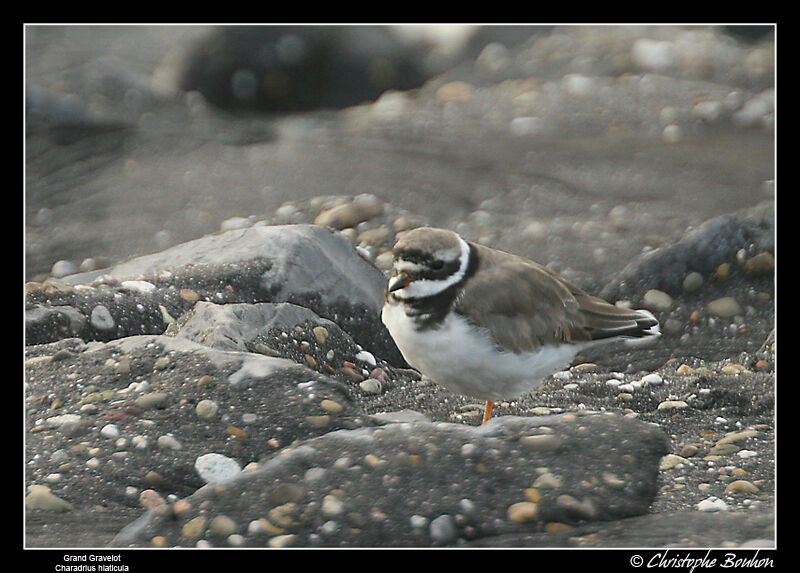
left=410, top=515, right=429, bottom=530
left=157, top=434, right=183, bottom=451
left=322, top=494, right=344, bottom=517
left=45, top=414, right=82, bottom=428
left=460, top=443, right=477, bottom=457
left=359, top=378, right=382, bottom=395
left=642, top=373, right=663, bottom=385
left=563, top=73, right=595, bottom=97
left=509, top=116, right=543, bottom=136
left=194, top=453, right=242, bottom=484
left=90, top=305, right=115, bottom=330
left=631, top=38, right=675, bottom=71
left=304, top=467, right=327, bottom=483
left=120, top=280, right=156, bottom=294
left=100, top=424, right=120, bottom=439
left=355, top=351, right=376, bottom=367
left=51, top=260, right=78, bottom=278
left=429, top=514, right=458, bottom=543
left=737, top=450, right=758, bottom=459
left=247, top=520, right=265, bottom=535
left=662, top=124, right=683, bottom=144
left=131, top=435, right=149, bottom=450
left=696, top=496, right=729, bottom=512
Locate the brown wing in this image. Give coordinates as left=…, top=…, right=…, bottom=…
left=455, top=243, right=656, bottom=353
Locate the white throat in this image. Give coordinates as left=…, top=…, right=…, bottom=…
left=394, top=237, right=471, bottom=299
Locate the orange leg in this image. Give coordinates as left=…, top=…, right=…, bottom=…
left=481, top=401, right=494, bottom=425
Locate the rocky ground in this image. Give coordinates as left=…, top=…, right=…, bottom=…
left=25, top=25, right=775, bottom=554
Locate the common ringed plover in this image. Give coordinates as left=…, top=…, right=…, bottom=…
left=381, top=227, right=660, bottom=424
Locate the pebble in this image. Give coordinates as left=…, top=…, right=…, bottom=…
left=715, top=262, right=731, bottom=281
left=90, top=305, right=115, bottom=330
left=707, top=297, right=743, bottom=318
left=721, top=364, right=749, bottom=376
left=139, top=489, right=166, bottom=509
left=320, top=399, right=343, bottom=415
left=355, top=350, right=376, bottom=367
left=744, top=252, right=774, bottom=277
left=519, top=434, right=562, bottom=452
left=643, top=289, right=673, bottom=311
left=682, top=272, right=703, bottom=292
left=696, top=496, right=729, bottom=512
left=26, top=485, right=72, bottom=511
left=662, top=124, right=683, bottom=144
left=195, top=453, right=242, bottom=484
left=268, top=534, right=297, bottom=548
left=680, top=444, right=700, bottom=457
left=340, top=366, right=364, bottom=383
left=410, top=514, right=429, bottom=530
left=312, top=326, right=329, bottom=345
left=45, top=414, right=82, bottom=428
left=725, top=480, right=759, bottom=495
left=51, top=260, right=78, bottom=278
left=506, top=501, right=539, bottom=523
left=657, top=400, right=688, bottom=411
left=313, top=196, right=383, bottom=229
left=209, top=515, right=237, bottom=538
left=533, top=472, right=562, bottom=489
left=157, top=434, right=182, bottom=451
left=322, top=494, right=344, bottom=517
left=632, top=38, right=675, bottom=71
left=429, top=514, right=458, bottom=543
left=120, top=280, right=156, bottom=294
left=100, top=424, right=120, bottom=439
left=435, top=81, right=475, bottom=103
left=641, top=373, right=663, bottom=385
left=135, top=392, right=169, bottom=410
left=659, top=454, right=687, bottom=470
left=563, top=73, right=595, bottom=97
left=196, top=399, right=219, bottom=419
left=359, top=378, right=382, bottom=395
left=509, top=116, right=543, bottom=136
left=717, top=430, right=759, bottom=446
left=305, top=415, right=330, bottom=429
left=709, top=442, right=739, bottom=456
left=180, top=288, right=200, bottom=303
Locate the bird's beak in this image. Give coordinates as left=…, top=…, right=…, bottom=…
left=388, top=271, right=413, bottom=292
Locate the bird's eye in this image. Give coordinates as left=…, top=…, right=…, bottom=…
left=431, top=261, right=444, bottom=270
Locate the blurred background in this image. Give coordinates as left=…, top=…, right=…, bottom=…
left=24, top=24, right=774, bottom=292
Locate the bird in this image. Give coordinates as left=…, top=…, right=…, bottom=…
left=381, top=227, right=660, bottom=425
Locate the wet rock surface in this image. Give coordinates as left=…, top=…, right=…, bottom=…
left=25, top=25, right=774, bottom=549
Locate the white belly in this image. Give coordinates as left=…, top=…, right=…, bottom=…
left=381, top=302, right=582, bottom=401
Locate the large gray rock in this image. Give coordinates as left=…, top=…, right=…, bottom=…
left=600, top=201, right=774, bottom=301
left=111, top=412, right=668, bottom=547
left=28, top=224, right=405, bottom=365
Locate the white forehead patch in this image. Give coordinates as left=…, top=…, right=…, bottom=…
left=394, top=259, right=425, bottom=274
left=393, top=237, right=470, bottom=299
